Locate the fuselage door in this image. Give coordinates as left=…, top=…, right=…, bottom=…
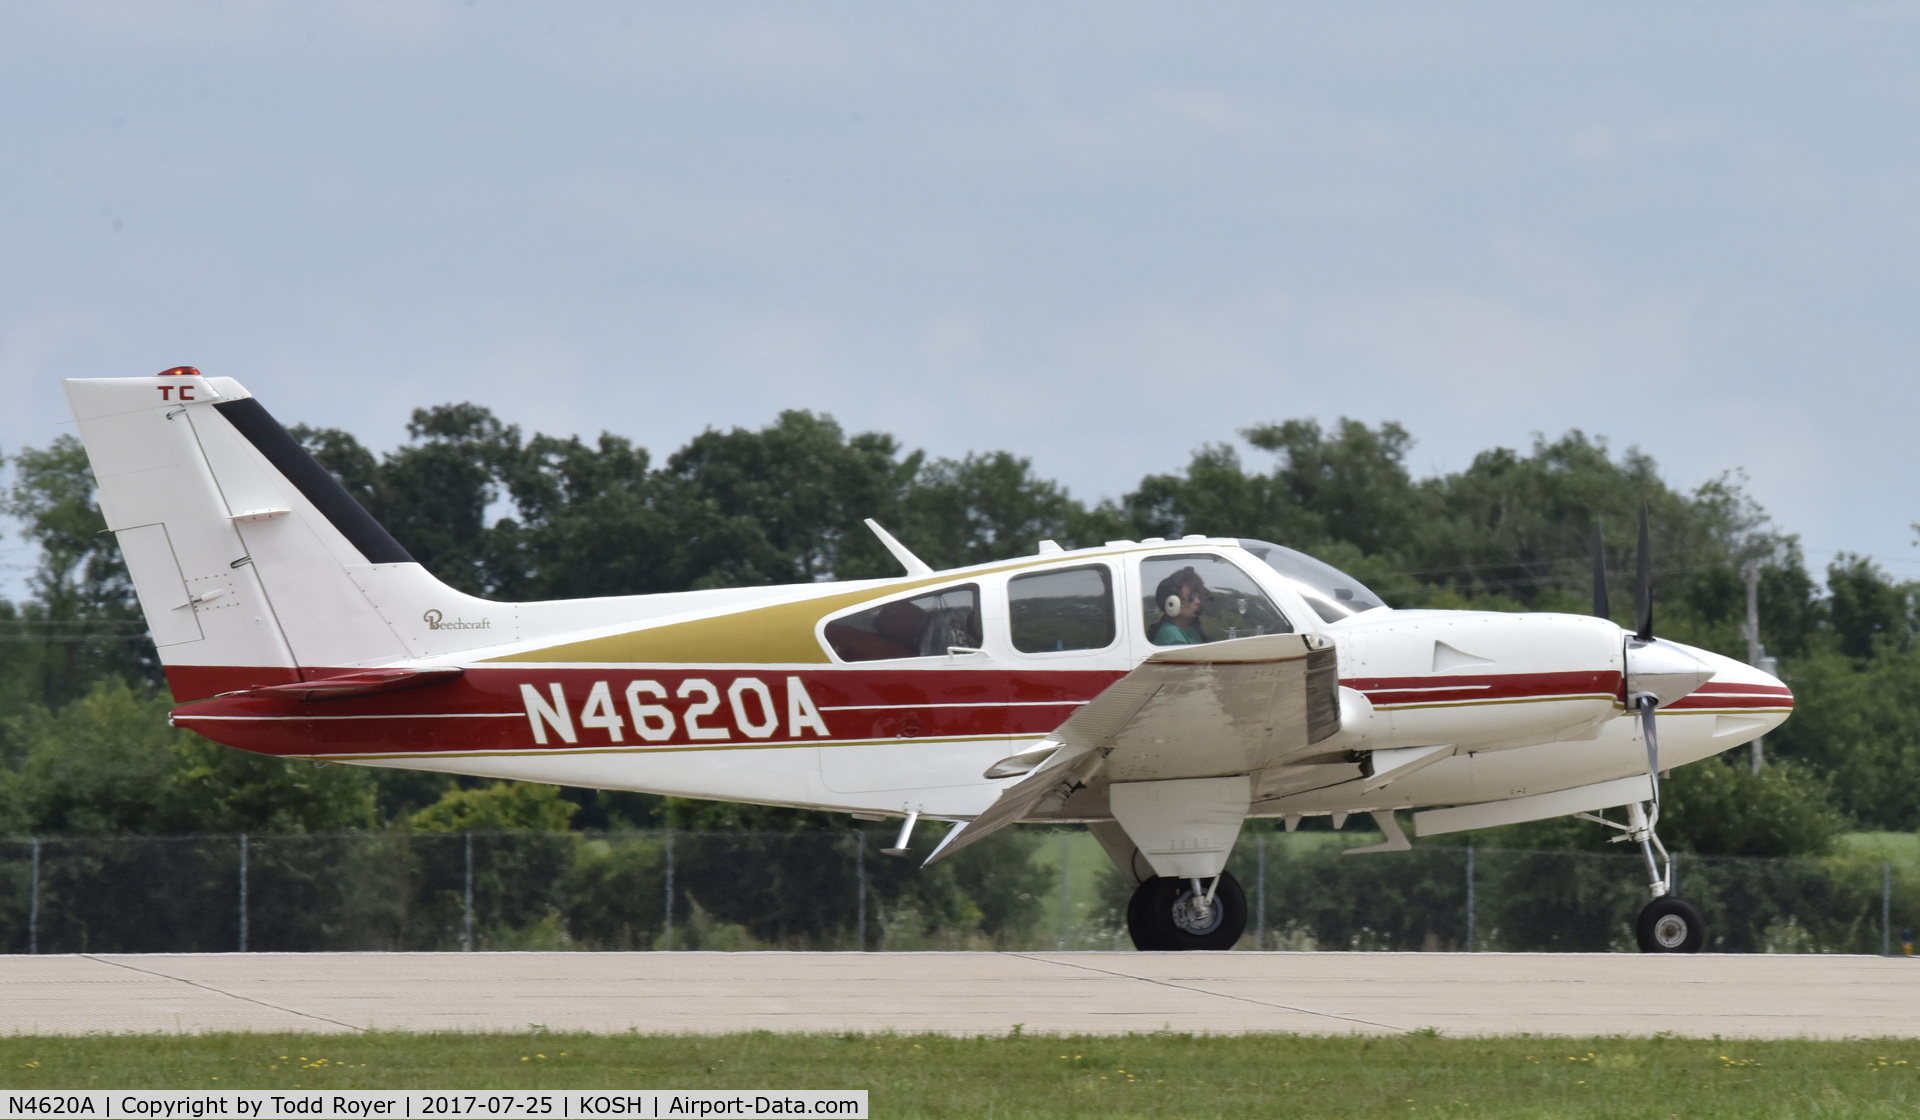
left=816, top=581, right=1010, bottom=794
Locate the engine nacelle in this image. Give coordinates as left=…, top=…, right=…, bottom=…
left=1326, top=610, right=1628, bottom=754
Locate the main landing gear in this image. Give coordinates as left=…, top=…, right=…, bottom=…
left=1580, top=799, right=1705, bottom=953
left=1126, top=871, right=1248, bottom=951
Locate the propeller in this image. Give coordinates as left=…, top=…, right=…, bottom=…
left=1591, top=520, right=1610, bottom=621
left=1638, top=691, right=1662, bottom=807
left=1634, top=503, right=1654, bottom=642
left=1594, top=505, right=1708, bottom=809
left=1620, top=503, right=1711, bottom=807
left=1632, top=502, right=1659, bottom=803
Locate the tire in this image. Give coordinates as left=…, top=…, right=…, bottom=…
left=1635, top=896, right=1706, bottom=953
left=1125, top=877, right=1166, bottom=950
left=1126, top=872, right=1248, bottom=951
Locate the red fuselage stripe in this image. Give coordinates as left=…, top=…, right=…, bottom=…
left=167, top=663, right=1780, bottom=759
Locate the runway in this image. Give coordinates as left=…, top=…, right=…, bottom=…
left=3, top=951, right=1916, bottom=1039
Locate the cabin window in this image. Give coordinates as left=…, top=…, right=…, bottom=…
left=824, top=585, right=982, bottom=662
left=1140, top=554, right=1291, bottom=646
left=1009, top=565, right=1116, bottom=654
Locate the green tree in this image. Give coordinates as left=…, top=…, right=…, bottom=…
left=1768, top=642, right=1920, bottom=830
left=407, top=781, right=581, bottom=832
left=663, top=410, right=918, bottom=586
left=1415, top=434, right=1702, bottom=612
left=1449, top=755, right=1842, bottom=860
left=0, top=437, right=153, bottom=708
left=500, top=432, right=672, bottom=600
left=1123, top=419, right=1405, bottom=551
left=7, top=678, right=375, bottom=835
left=1825, top=555, right=1915, bottom=660
left=902, top=452, right=1080, bottom=569
left=374, top=405, right=524, bottom=596
left=1245, top=418, right=1419, bottom=556
left=1656, top=755, right=1844, bottom=857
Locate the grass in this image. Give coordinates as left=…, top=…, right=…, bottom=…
left=1839, top=832, right=1920, bottom=869
left=4, top=1032, right=1920, bottom=1117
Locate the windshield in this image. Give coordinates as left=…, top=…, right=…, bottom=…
left=1237, top=540, right=1387, bottom=623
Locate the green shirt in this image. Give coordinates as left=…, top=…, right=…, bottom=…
left=1150, top=620, right=1205, bottom=646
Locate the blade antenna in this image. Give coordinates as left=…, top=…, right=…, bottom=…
left=864, top=518, right=935, bottom=578
left=1591, top=520, right=1610, bottom=621
left=1634, top=503, right=1654, bottom=641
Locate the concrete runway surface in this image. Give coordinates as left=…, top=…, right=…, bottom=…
left=3, top=952, right=1917, bottom=1038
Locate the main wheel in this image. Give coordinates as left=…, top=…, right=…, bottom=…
left=1635, top=896, right=1705, bottom=953
left=1126, top=873, right=1248, bottom=951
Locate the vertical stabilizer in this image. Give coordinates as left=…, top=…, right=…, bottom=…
left=65, top=371, right=443, bottom=700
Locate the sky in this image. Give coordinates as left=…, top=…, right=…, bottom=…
left=4, top=1, right=1919, bottom=588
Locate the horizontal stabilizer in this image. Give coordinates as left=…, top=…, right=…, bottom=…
left=227, top=667, right=465, bottom=702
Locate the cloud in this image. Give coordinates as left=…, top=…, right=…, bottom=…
left=1571, top=125, right=1619, bottom=162
left=1147, top=88, right=1263, bottom=135
left=1052, top=293, right=1294, bottom=393
left=1314, top=288, right=1689, bottom=394
left=924, top=309, right=986, bottom=365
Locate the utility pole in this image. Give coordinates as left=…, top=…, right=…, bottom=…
left=1743, top=560, right=1778, bottom=775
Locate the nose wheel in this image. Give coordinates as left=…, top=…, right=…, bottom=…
left=1579, top=799, right=1707, bottom=954
left=1636, top=896, right=1706, bottom=953
left=1126, top=871, right=1247, bottom=950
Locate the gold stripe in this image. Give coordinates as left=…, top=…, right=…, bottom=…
left=1374, top=693, right=1619, bottom=712
left=300, top=732, right=1035, bottom=763
left=1377, top=695, right=1790, bottom=715
left=483, top=554, right=1077, bottom=666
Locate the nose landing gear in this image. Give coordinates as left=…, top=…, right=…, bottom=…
left=1126, top=871, right=1248, bottom=950
left=1637, top=896, right=1706, bottom=953
left=1578, top=799, right=1706, bottom=953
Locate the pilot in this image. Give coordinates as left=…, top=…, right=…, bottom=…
left=1148, top=567, right=1210, bottom=645
left=873, top=599, right=930, bottom=657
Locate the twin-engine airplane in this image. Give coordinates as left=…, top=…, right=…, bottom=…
left=67, top=369, right=1793, bottom=953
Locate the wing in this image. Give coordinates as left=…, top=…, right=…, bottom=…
left=925, top=632, right=1337, bottom=864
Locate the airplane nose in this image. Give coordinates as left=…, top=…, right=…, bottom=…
left=1662, top=642, right=1794, bottom=735
left=1736, top=656, right=1793, bottom=711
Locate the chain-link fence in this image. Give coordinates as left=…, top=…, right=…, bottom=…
left=0, top=830, right=1912, bottom=954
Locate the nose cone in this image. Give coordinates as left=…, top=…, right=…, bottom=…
left=1661, top=643, right=1795, bottom=738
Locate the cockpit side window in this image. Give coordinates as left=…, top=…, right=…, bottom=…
left=1009, top=565, right=1116, bottom=654
left=1140, top=554, right=1292, bottom=646
left=824, top=584, right=982, bottom=662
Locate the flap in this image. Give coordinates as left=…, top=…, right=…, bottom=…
left=927, top=632, right=1336, bottom=864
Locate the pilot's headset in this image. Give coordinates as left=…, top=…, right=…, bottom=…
left=1155, top=569, right=1201, bottom=618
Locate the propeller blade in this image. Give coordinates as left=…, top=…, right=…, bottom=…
left=1634, top=503, right=1654, bottom=641
left=1591, top=521, right=1610, bottom=621
left=1638, top=692, right=1662, bottom=807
